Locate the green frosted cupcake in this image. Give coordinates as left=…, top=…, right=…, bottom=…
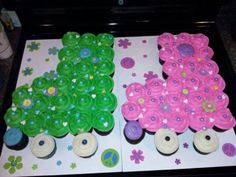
left=93, top=111, right=114, bottom=133
left=32, top=93, right=50, bottom=114
left=50, top=93, right=73, bottom=112
left=32, top=76, right=50, bottom=93
left=62, top=31, right=80, bottom=47
left=96, top=45, right=115, bottom=61
left=54, top=76, right=70, bottom=91
left=58, top=46, right=79, bottom=62
left=22, top=114, right=44, bottom=137
left=94, top=75, right=114, bottom=93
left=12, top=85, right=32, bottom=106
left=74, top=77, right=92, bottom=94
left=78, top=45, right=96, bottom=60
left=69, top=110, right=92, bottom=135
left=95, top=60, right=115, bottom=76
left=74, top=60, right=93, bottom=78
left=46, top=114, right=69, bottom=137
left=80, top=33, right=97, bottom=46
left=75, top=94, right=93, bottom=111
left=97, top=33, right=114, bottom=46
left=56, top=60, right=74, bottom=78
left=4, top=107, right=25, bottom=127
left=94, top=92, right=117, bottom=112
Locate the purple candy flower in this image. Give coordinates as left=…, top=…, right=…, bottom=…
left=144, top=71, right=158, bottom=81
left=118, top=39, right=131, bottom=49
left=130, top=149, right=144, bottom=164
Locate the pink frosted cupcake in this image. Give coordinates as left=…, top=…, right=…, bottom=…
left=162, top=61, right=180, bottom=76
left=145, top=95, right=161, bottom=109
left=121, top=101, right=142, bottom=121
left=195, top=60, right=219, bottom=78
left=176, top=32, right=192, bottom=44
left=159, top=47, right=178, bottom=62
left=165, top=77, right=183, bottom=94
left=188, top=91, right=207, bottom=111
left=145, top=78, right=165, bottom=96
left=204, top=74, right=225, bottom=92
left=191, top=33, right=209, bottom=48
left=165, top=93, right=183, bottom=109
left=126, top=82, right=145, bottom=102
left=182, top=58, right=199, bottom=74
left=198, top=46, right=214, bottom=60
left=212, top=92, right=229, bottom=108
left=139, top=109, right=163, bottom=133
left=157, top=32, right=175, bottom=47
left=189, top=113, right=214, bottom=131
left=213, top=108, right=236, bottom=130
left=183, top=76, right=201, bottom=91
left=166, top=112, right=189, bottom=133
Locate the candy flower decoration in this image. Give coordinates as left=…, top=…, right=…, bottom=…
left=122, top=32, right=235, bottom=137
left=4, top=32, right=117, bottom=138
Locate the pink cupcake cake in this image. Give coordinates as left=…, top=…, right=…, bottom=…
left=121, top=32, right=235, bottom=155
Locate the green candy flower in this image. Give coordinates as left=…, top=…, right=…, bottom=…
left=3, top=156, right=23, bottom=174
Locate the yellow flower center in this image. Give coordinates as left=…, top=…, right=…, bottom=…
left=89, top=75, right=94, bottom=80
left=138, top=98, right=145, bottom=104
left=181, top=71, right=187, bottom=77
left=182, top=88, right=189, bottom=95
left=47, top=87, right=56, bottom=95
left=23, top=99, right=32, bottom=107
left=202, top=100, right=216, bottom=113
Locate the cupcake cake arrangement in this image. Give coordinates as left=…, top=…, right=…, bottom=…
left=121, top=32, right=235, bottom=155
left=3, top=32, right=117, bottom=158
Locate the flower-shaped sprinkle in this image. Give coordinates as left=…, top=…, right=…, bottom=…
left=118, top=39, right=131, bottom=49
left=22, top=67, right=33, bottom=76
left=27, top=41, right=40, bottom=52
left=48, top=47, right=59, bottom=55
left=130, top=149, right=144, bottom=164
left=3, top=156, right=23, bottom=174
